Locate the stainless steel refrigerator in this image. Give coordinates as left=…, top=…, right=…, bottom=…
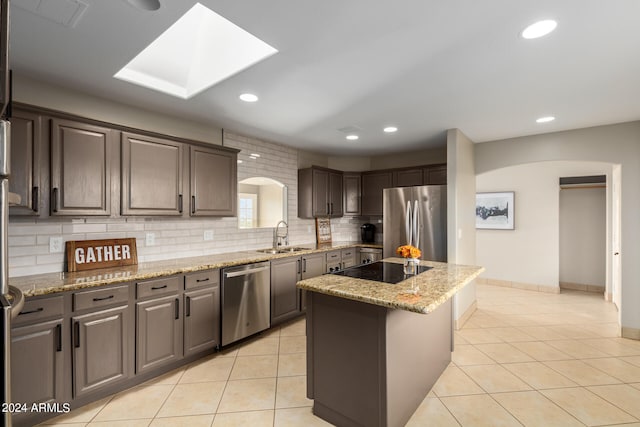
left=383, top=185, right=447, bottom=261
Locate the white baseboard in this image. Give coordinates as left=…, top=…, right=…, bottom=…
left=477, top=277, right=560, bottom=294
left=455, top=300, right=477, bottom=330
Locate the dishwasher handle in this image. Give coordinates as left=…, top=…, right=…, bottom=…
left=224, top=266, right=270, bottom=279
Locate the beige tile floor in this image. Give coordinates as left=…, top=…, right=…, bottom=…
left=40, top=284, right=640, bottom=426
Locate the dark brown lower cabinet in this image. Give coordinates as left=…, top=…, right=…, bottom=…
left=11, top=318, right=65, bottom=415
left=300, top=253, right=326, bottom=312
left=271, top=257, right=302, bottom=325
left=184, top=285, right=220, bottom=357
left=72, top=305, right=131, bottom=398
left=136, top=295, right=183, bottom=373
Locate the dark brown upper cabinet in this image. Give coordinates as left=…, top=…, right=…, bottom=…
left=298, top=166, right=343, bottom=218
left=10, top=109, right=42, bottom=215
left=343, top=172, right=361, bottom=216
left=121, top=132, right=185, bottom=216
left=392, top=168, right=423, bottom=187
left=423, top=164, right=447, bottom=185
left=50, top=119, right=115, bottom=216
left=189, top=145, right=237, bottom=217
left=361, top=171, right=392, bottom=216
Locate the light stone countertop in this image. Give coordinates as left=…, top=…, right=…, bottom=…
left=296, top=258, right=484, bottom=314
left=10, top=242, right=382, bottom=297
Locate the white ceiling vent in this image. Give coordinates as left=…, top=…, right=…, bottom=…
left=14, top=0, right=88, bottom=28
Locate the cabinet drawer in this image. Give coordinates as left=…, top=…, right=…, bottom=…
left=341, top=249, right=356, bottom=260
left=185, top=270, right=219, bottom=290
left=326, top=251, right=341, bottom=261
left=137, top=276, right=182, bottom=299
left=74, top=285, right=129, bottom=312
left=14, top=295, right=64, bottom=326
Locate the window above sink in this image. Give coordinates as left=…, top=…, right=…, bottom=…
left=238, top=177, right=287, bottom=229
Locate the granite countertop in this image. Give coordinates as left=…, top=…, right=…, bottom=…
left=10, top=241, right=382, bottom=297
left=296, top=257, right=484, bottom=314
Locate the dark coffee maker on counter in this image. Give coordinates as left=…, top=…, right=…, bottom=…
left=361, top=223, right=376, bottom=243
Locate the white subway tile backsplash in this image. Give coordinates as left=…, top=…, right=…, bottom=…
left=10, top=256, right=37, bottom=267
left=9, top=236, right=36, bottom=246
left=9, top=224, right=62, bottom=236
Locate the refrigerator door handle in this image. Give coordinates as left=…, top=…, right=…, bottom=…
left=405, top=201, right=412, bottom=246
left=413, top=200, right=420, bottom=249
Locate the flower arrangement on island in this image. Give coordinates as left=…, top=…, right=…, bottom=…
left=396, top=244, right=421, bottom=259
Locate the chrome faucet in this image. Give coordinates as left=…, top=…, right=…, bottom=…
left=274, top=220, right=289, bottom=248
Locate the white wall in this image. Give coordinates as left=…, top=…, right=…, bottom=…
left=474, top=121, right=640, bottom=337
left=560, top=187, right=606, bottom=287
left=476, top=162, right=610, bottom=291
left=14, top=74, right=223, bottom=145
left=446, top=129, right=476, bottom=325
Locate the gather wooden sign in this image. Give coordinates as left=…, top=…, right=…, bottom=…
left=66, top=238, right=138, bottom=272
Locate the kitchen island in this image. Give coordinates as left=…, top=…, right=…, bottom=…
left=297, top=258, right=483, bottom=427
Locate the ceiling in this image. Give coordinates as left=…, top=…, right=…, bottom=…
left=9, top=0, right=640, bottom=155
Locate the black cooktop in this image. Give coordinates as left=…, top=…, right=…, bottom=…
left=333, top=261, right=432, bottom=284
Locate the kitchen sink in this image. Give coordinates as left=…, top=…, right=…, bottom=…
left=256, top=247, right=307, bottom=254
left=277, top=247, right=307, bottom=253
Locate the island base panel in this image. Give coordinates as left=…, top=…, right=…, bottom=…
left=306, top=292, right=452, bottom=427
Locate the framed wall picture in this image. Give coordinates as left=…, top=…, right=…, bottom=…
left=476, top=192, right=515, bottom=230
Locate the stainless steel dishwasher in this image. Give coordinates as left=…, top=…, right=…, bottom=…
left=221, top=262, right=271, bottom=346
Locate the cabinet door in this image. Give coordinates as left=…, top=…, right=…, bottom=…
left=341, top=248, right=357, bottom=269
left=424, top=165, right=447, bottom=185
left=361, top=172, right=392, bottom=216
left=51, top=119, right=113, bottom=216
left=312, top=169, right=329, bottom=216
left=121, top=132, right=184, bottom=216
left=302, top=253, right=325, bottom=279
left=329, top=172, right=343, bottom=217
left=190, top=145, right=236, bottom=216
left=184, top=286, right=220, bottom=357
left=136, top=295, right=182, bottom=374
left=343, top=173, right=361, bottom=216
left=10, top=110, right=41, bottom=215
left=271, top=257, right=301, bottom=325
left=73, top=305, right=130, bottom=398
left=11, top=318, right=65, bottom=406
left=393, top=169, right=423, bottom=187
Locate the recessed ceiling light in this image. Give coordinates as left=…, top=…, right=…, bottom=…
left=346, top=135, right=359, bottom=141
left=383, top=126, right=398, bottom=133
left=250, top=153, right=260, bottom=157
left=114, top=3, right=278, bottom=99
left=240, top=93, right=259, bottom=102
left=237, top=159, right=243, bottom=164
left=249, top=155, right=258, bottom=160
left=536, top=116, right=555, bottom=123
left=521, top=20, right=557, bottom=39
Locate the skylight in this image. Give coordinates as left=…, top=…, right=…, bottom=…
left=114, top=3, right=278, bottom=99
